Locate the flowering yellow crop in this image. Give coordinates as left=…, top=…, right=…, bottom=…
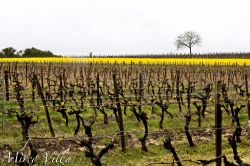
left=0, top=57, right=249, bottom=65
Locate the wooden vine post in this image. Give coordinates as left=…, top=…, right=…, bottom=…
left=215, top=80, right=222, bottom=166
left=96, top=73, right=108, bottom=124
left=176, top=70, right=182, bottom=112
left=1, top=71, right=5, bottom=131
left=187, top=72, right=191, bottom=113
left=244, top=70, right=250, bottom=120
left=138, top=73, right=143, bottom=113
left=25, top=62, right=28, bottom=86
left=113, top=73, right=126, bottom=152
left=34, top=74, right=55, bottom=137
left=4, top=70, right=9, bottom=101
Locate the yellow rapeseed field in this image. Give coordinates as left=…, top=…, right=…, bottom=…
left=0, top=57, right=249, bottom=65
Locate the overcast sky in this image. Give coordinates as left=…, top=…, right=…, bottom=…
left=0, top=0, right=250, bottom=55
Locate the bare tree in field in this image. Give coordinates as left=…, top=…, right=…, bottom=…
left=175, top=31, right=201, bottom=55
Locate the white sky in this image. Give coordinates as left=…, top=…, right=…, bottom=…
left=0, top=0, right=250, bottom=55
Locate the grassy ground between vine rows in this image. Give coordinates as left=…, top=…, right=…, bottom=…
left=0, top=100, right=250, bottom=165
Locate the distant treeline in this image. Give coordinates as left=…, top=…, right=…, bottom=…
left=76, top=52, right=250, bottom=59
left=1, top=47, right=250, bottom=58
left=0, top=47, right=60, bottom=58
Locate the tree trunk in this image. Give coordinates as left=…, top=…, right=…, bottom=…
left=189, top=47, right=192, bottom=56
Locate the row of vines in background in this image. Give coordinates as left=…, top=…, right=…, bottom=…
left=0, top=62, right=250, bottom=165
left=82, top=52, right=250, bottom=58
